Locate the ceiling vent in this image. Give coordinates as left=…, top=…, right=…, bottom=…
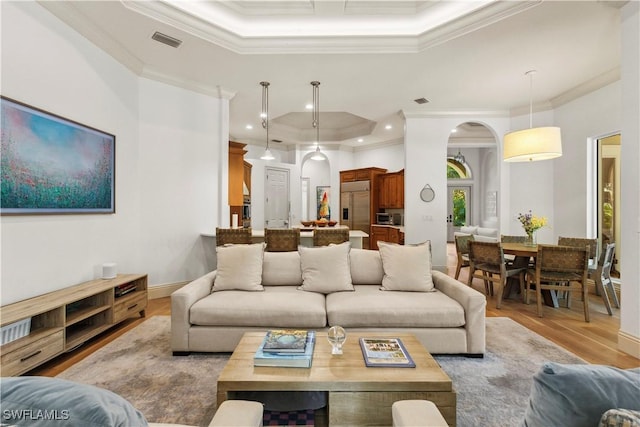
left=414, top=97, right=429, bottom=104
left=271, top=139, right=283, bottom=143
left=151, top=31, right=182, bottom=48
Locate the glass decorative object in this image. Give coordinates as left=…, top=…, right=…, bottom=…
left=327, top=325, right=346, bottom=355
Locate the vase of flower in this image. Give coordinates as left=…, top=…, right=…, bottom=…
left=525, top=231, right=537, bottom=247
left=518, top=211, right=546, bottom=247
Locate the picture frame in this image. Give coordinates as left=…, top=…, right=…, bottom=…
left=1, top=96, right=115, bottom=215
left=316, top=186, right=330, bottom=220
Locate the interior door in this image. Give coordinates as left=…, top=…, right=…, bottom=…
left=265, top=167, right=290, bottom=228
left=447, top=185, right=471, bottom=242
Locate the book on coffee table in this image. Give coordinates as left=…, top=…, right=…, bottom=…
left=359, top=337, right=416, bottom=368
left=262, top=329, right=308, bottom=353
left=254, top=331, right=316, bottom=368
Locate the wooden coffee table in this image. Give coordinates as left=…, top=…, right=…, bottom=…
left=217, top=331, right=456, bottom=426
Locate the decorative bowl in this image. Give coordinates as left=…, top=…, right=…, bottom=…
left=315, top=220, right=328, bottom=227
left=301, top=220, right=313, bottom=227
left=328, top=220, right=338, bottom=227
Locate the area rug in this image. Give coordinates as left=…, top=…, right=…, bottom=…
left=56, top=316, right=585, bottom=427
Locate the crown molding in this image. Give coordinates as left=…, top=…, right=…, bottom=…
left=121, top=0, right=540, bottom=55
left=550, top=67, right=620, bottom=108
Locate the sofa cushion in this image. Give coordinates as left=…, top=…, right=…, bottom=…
left=212, top=243, right=264, bottom=292
left=326, top=285, right=465, bottom=328
left=378, top=241, right=434, bottom=292
left=0, top=377, right=147, bottom=427
left=522, top=362, right=640, bottom=427
left=460, top=226, right=478, bottom=235
left=262, top=251, right=303, bottom=286
left=298, top=242, right=354, bottom=294
left=190, top=286, right=327, bottom=328
left=477, top=227, right=498, bottom=238
left=349, top=248, right=384, bottom=285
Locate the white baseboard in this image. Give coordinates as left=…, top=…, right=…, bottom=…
left=149, top=281, right=188, bottom=299
left=618, top=330, right=640, bottom=359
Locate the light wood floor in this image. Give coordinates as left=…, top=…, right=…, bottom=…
left=30, top=246, right=639, bottom=377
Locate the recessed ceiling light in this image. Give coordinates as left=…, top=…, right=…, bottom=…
left=385, top=124, right=392, bottom=130
left=414, top=97, right=429, bottom=104
left=357, top=138, right=364, bottom=143
left=305, top=104, right=313, bottom=110
left=246, top=124, right=253, bottom=130
left=451, top=129, right=457, bottom=133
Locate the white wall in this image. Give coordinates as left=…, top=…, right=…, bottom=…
left=504, top=109, right=558, bottom=244
left=353, top=142, right=405, bottom=172
left=619, top=1, right=640, bottom=354
left=137, top=79, right=224, bottom=285
left=554, top=82, right=621, bottom=240
left=0, top=2, right=226, bottom=303
left=1, top=2, right=140, bottom=304
left=404, top=114, right=510, bottom=270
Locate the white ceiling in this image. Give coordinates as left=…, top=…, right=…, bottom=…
left=40, top=0, right=623, bottom=150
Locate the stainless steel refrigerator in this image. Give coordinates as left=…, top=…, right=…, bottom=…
left=340, top=180, right=371, bottom=238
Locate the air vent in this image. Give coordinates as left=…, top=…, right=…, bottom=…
left=151, top=31, right=182, bottom=48
left=271, top=139, right=282, bottom=143
left=414, top=97, right=429, bottom=104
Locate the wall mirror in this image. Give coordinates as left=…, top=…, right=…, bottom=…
left=420, top=184, right=435, bottom=202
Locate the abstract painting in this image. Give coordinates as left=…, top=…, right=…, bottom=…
left=1, top=97, right=115, bottom=214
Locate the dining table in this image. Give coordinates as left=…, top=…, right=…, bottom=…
left=501, top=242, right=560, bottom=308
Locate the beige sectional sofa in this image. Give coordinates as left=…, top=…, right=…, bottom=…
left=171, top=242, right=486, bottom=356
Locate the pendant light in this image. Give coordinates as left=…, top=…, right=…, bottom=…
left=259, top=81, right=275, bottom=161
left=503, top=70, right=562, bottom=162
left=453, top=149, right=465, bottom=164
left=310, top=81, right=325, bottom=161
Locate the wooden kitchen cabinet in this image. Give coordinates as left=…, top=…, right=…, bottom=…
left=370, top=225, right=403, bottom=250
left=378, top=170, right=404, bottom=209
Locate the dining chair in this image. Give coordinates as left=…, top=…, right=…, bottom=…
left=557, top=237, right=598, bottom=274
left=499, top=235, right=530, bottom=267
left=264, top=228, right=300, bottom=252
left=557, top=236, right=598, bottom=305
left=313, top=227, right=349, bottom=246
left=215, top=227, right=252, bottom=246
left=467, top=241, right=527, bottom=308
left=526, top=244, right=590, bottom=322
left=592, top=242, right=619, bottom=315
left=500, top=235, right=527, bottom=243
left=454, top=234, right=474, bottom=280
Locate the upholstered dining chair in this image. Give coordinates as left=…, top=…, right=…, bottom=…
left=454, top=234, right=473, bottom=280
left=526, top=244, right=590, bottom=322
left=215, top=227, right=252, bottom=246
left=264, top=228, right=300, bottom=252
left=313, top=227, right=349, bottom=246
left=467, top=241, right=527, bottom=309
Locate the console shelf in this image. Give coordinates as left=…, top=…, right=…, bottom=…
left=0, top=274, right=147, bottom=376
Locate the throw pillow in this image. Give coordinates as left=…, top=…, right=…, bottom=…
left=298, top=242, right=354, bottom=294
left=212, top=243, right=264, bottom=292
left=378, top=240, right=434, bottom=292
left=522, top=362, right=640, bottom=427
left=0, top=376, right=148, bottom=427
left=600, top=409, right=640, bottom=427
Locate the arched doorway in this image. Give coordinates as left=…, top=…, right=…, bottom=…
left=447, top=122, right=498, bottom=241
